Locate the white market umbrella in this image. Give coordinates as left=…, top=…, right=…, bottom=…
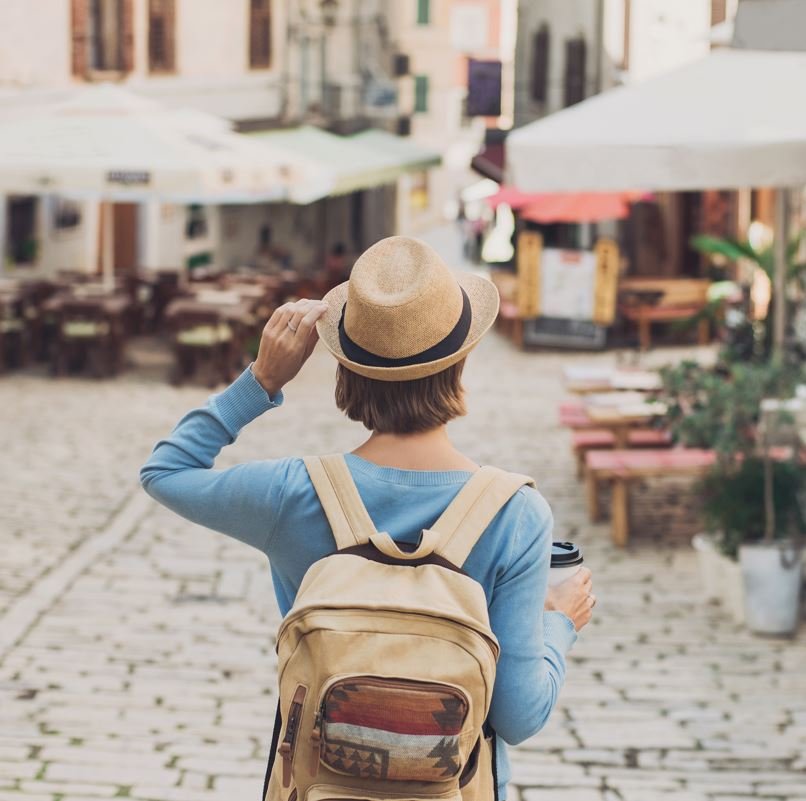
left=506, top=48, right=806, bottom=350
left=0, top=85, right=330, bottom=283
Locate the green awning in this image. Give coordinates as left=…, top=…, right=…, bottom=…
left=251, top=126, right=441, bottom=203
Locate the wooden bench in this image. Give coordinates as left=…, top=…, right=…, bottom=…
left=619, top=278, right=711, bottom=350
left=572, top=428, right=672, bottom=478
left=585, top=448, right=716, bottom=546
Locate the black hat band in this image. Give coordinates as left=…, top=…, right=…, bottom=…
left=338, top=287, right=472, bottom=368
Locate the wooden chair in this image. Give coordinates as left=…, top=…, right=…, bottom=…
left=53, top=300, right=118, bottom=378
left=170, top=307, right=235, bottom=387
left=0, top=295, right=32, bottom=373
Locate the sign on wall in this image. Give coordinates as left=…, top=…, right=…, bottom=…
left=467, top=59, right=502, bottom=117
left=540, top=248, right=597, bottom=320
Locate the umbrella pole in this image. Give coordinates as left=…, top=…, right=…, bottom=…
left=103, top=201, right=114, bottom=291
left=0, top=196, right=6, bottom=277
left=772, top=189, right=789, bottom=357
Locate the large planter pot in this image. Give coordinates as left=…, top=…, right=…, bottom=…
left=739, top=541, right=803, bottom=636
left=692, top=533, right=745, bottom=623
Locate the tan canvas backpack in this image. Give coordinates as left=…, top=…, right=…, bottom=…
left=262, top=454, right=535, bottom=801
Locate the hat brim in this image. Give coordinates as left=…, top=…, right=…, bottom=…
left=316, top=271, right=500, bottom=381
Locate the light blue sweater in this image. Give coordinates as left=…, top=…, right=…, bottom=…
left=139, top=364, right=578, bottom=799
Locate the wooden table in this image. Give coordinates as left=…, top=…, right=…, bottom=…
left=164, top=296, right=259, bottom=384
left=164, top=296, right=257, bottom=325
left=43, top=291, right=132, bottom=376
left=563, top=365, right=662, bottom=394
left=582, top=393, right=668, bottom=447
left=42, top=291, right=131, bottom=317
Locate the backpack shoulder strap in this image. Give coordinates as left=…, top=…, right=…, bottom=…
left=303, top=454, right=377, bottom=550
left=432, top=466, right=535, bottom=567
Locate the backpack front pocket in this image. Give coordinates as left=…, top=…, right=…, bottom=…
left=312, top=676, right=470, bottom=783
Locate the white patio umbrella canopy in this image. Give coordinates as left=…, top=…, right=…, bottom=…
left=506, top=49, right=806, bottom=193
left=0, top=84, right=302, bottom=202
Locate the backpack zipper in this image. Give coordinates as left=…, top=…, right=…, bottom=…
left=310, top=700, right=325, bottom=776
left=278, top=684, right=306, bottom=788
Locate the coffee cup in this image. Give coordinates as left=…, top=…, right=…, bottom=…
left=549, top=541, right=584, bottom=586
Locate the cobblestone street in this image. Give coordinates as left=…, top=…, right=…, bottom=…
left=1, top=328, right=804, bottom=801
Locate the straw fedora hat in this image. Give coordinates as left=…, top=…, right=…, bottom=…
left=316, top=236, right=499, bottom=381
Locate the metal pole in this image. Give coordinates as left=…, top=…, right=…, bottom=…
left=321, top=32, right=328, bottom=111
left=772, top=188, right=789, bottom=357
left=103, top=201, right=114, bottom=290
left=0, top=195, right=7, bottom=277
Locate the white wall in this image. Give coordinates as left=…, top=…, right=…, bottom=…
left=37, top=198, right=98, bottom=272
left=0, top=1, right=72, bottom=88
left=627, top=0, right=711, bottom=83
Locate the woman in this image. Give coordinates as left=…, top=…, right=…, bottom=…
left=140, top=236, right=594, bottom=800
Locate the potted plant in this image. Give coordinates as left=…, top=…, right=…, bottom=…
left=690, top=228, right=806, bottom=361
left=738, top=398, right=804, bottom=635
left=658, top=360, right=805, bottom=627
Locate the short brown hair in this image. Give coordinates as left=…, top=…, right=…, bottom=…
left=335, top=359, right=467, bottom=434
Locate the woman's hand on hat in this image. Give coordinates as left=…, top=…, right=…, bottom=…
left=251, top=298, right=328, bottom=397
left=544, top=566, right=595, bottom=632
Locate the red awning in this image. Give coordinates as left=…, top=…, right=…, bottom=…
left=488, top=187, right=650, bottom=222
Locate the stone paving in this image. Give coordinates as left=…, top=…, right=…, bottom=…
left=1, top=325, right=805, bottom=801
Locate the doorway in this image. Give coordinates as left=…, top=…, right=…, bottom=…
left=97, top=203, right=139, bottom=274
left=6, top=197, right=39, bottom=266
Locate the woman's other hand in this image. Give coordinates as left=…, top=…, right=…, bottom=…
left=251, top=298, right=328, bottom=397
left=544, top=566, right=595, bottom=631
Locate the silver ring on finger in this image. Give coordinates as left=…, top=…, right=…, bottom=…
left=287, top=321, right=298, bottom=333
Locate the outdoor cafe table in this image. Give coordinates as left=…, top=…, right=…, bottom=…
left=164, top=294, right=259, bottom=375
left=563, top=365, right=662, bottom=394
left=41, top=289, right=132, bottom=375
left=166, top=291, right=258, bottom=323
left=582, top=392, right=668, bottom=447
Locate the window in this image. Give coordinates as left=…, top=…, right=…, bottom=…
left=417, top=0, right=430, bottom=25
left=531, top=24, right=550, bottom=103
left=72, top=0, right=134, bottom=76
left=6, top=198, right=38, bottom=265
left=563, top=37, right=586, bottom=108
left=249, top=0, right=272, bottom=69
left=149, top=0, right=176, bottom=73
left=414, top=75, right=429, bottom=113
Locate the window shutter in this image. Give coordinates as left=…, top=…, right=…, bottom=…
left=249, top=0, right=272, bottom=69
left=563, top=36, right=586, bottom=108
left=531, top=23, right=550, bottom=103
left=711, top=0, right=727, bottom=25
left=417, top=0, right=430, bottom=25
left=414, top=75, right=429, bottom=113
left=149, top=0, right=176, bottom=72
left=71, top=0, right=90, bottom=77
left=122, top=0, right=135, bottom=72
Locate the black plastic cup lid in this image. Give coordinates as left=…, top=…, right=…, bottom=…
left=551, top=541, right=583, bottom=567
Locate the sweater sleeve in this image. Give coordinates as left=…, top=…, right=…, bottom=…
left=486, top=490, right=577, bottom=745
left=139, top=363, right=289, bottom=554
